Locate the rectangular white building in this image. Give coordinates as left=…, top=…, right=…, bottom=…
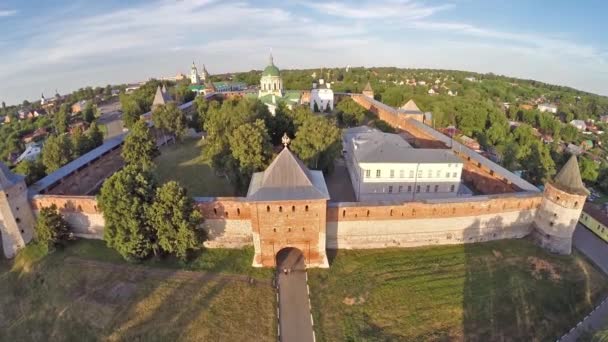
left=343, top=127, right=463, bottom=202
left=538, top=103, right=558, bottom=113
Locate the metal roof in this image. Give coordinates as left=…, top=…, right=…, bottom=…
left=247, top=147, right=329, bottom=201
left=28, top=133, right=126, bottom=196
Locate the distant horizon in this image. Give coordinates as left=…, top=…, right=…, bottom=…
left=1, top=0, right=607, bottom=105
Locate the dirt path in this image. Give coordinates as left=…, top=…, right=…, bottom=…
left=64, top=257, right=273, bottom=287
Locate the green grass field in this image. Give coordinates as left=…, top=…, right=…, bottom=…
left=308, top=239, right=608, bottom=342
left=0, top=241, right=276, bottom=341
left=154, top=138, right=235, bottom=197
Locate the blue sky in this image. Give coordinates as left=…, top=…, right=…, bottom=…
left=1, top=0, right=607, bottom=105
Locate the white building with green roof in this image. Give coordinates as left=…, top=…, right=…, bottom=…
left=257, top=54, right=301, bottom=115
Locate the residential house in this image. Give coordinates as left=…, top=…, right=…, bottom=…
left=570, top=119, right=587, bottom=131
left=538, top=103, right=558, bottom=114
left=71, top=100, right=89, bottom=114
left=15, top=143, right=42, bottom=164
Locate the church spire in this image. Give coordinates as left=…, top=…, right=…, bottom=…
left=269, top=53, right=274, bottom=66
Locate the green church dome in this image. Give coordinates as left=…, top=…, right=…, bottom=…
left=262, top=54, right=280, bottom=76
left=263, top=64, right=280, bottom=77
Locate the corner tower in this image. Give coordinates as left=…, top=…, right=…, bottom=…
left=0, top=163, right=36, bottom=258
left=246, top=134, right=330, bottom=268
left=533, top=155, right=589, bottom=254
left=190, top=61, right=200, bottom=85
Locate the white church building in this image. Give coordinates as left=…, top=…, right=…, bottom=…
left=310, top=79, right=334, bottom=112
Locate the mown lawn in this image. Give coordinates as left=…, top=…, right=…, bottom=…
left=308, top=239, right=608, bottom=342
left=0, top=241, right=276, bottom=341
left=154, top=138, right=235, bottom=197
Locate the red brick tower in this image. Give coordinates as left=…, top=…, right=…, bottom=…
left=247, top=135, right=330, bottom=268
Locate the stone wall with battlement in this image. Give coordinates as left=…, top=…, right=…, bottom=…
left=349, top=94, right=539, bottom=195
left=326, top=193, right=542, bottom=249
left=30, top=195, right=104, bottom=239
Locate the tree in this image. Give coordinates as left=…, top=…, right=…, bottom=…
left=291, top=117, right=341, bottom=172
left=152, top=103, right=187, bottom=141
left=121, top=120, right=157, bottom=170
left=120, top=94, right=143, bottom=129
left=35, top=204, right=70, bottom=250
left=88, top=121, right=104, bottom=148
left=70, top=128, right=91, bottom=158
left=336, top=97, right=366, bottom=126
left=14, top=159, right=46, bottom=185
left=42, top=134, right=71, bottom=173
left=83, top=102, right=96, bottom=123
left=523, top=141, right=555, bottom=184
left=228, top=119, right=272, bottom=188
left=579, top=156, right=599, bottom=182
left=53, top=104, right=70, bottom=134
left=148, top=181, right=204, bottom=260
left=98, top=165, right=157, bottom=261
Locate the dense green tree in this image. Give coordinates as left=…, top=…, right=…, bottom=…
left=88, top=122, right=104, bottom=148
left=121, top=120, right=158, bottom=170
left=53, top=104, right=70, bottom=134
left=70, top=128, right=91, bottom=158
left=228, top=119, right=272, bottom=188
left=120, top=94, right=143, bottom=129
left=579, top=156, right=599, bottom=182
left=291, top=116, right=341, bottom=172
left=152, top=103, right=187, bottom=141
left=14, top=159, right=46, bottom=185
left=523, top=141, right=555, bottom=184
left=560, top=124, right=579, bottom=142
left=148, top=181, right=204, bottom=260
left=82, top=102, right=96, bottom=123
left=98, top=165, right=157, bottom=261
left=35, top=204, right=70, bottom=250
left=336, top=97, right=367, bottom=126
left=41, top=134, right=71, bottom=173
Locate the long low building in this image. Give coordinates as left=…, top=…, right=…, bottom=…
left=343, top=126, right=463, bottom=201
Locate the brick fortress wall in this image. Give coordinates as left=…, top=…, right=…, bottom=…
left=350, top=94, right=521, bottom=194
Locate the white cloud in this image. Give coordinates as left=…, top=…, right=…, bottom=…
left=304, top=0, right=452, bottom=19
left=0, top=9, right=17, bottom=17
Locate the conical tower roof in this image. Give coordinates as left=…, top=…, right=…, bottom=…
left=552, top=155, right=589, bottom=196
left=400, top=99, right=421, bottom=112
left=363, top=81, right=373, bottom=92
left=246, top=147, right=329, bottom=201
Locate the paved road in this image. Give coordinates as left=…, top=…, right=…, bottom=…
left=574, top=224, right=608, bottom=273
left=557, top=225, right=608, bottom=341
left=277, top=249, right=315, bottom=342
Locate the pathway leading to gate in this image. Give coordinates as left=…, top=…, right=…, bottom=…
left=276, top=249, right=315, bottom=342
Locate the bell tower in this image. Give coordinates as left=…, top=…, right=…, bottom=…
left=533, top=155, right=588, bottom=254
left=0, top=163, right=36, bottom=258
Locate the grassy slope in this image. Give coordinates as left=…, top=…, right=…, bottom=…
left=309, top=239, right=608, bottom=342
left=0, top=241, right=276, bottom=341
left=153, top=138, right=235, bottom=197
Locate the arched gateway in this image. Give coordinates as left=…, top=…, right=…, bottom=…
left=246, top=136, right=330, bottom=268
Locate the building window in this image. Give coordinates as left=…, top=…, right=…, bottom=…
left=434, top=185, right=439, bottom=192
left=376, top=169, right=381, bottom=178
left=292, top=206, right=295, bottom=212
left=428, top=170, right=432, bottom=178
left=305, top=205, right=309, bottom=212
left=416, top=185, right=420, bottom=193
left=407, top=185, right=412, bottom=192
left=398, top=185, right=403, bottom=193
left=365, top=169, right=371, bottom=178
left=453, top=172, right=457, bottom=178
left=279, top=206, right=282, bottom=212
left=400, top=170, right=405, bottom=178
left=426, top=185, right=430, bottom=192
left=409, top=170, right=414, bottom=178
left=450, top=185, right=455, bottom=192
left=417, top=170, right=422, bottom=177
left=445, top=172, right=450, bottom=178
left=436, top=170, right=441, bottom=178
left=388, top=186, right=393, bottom=193
left=266, top=205, right=270, bottom=212
left=390, top=170, right=395, bottom=178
